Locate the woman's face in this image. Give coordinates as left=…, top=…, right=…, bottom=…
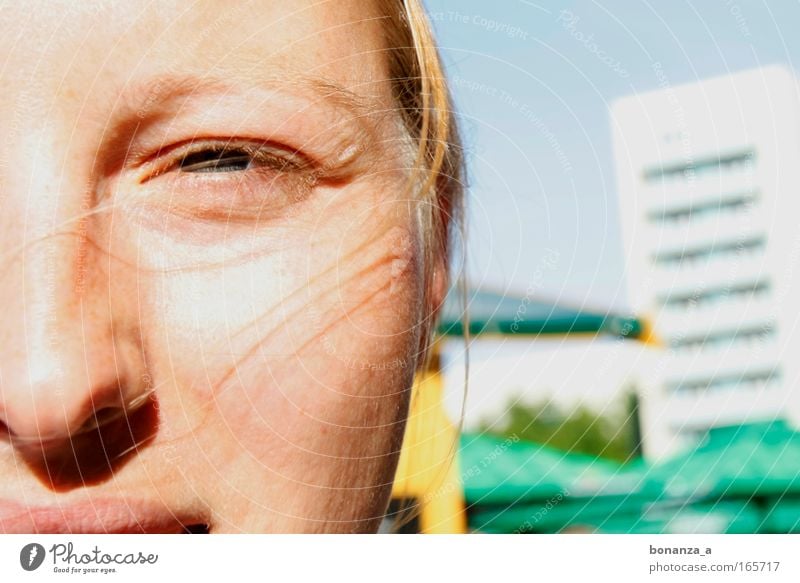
left=0, top=1, right=428, bottom=533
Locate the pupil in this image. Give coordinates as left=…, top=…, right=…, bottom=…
left=180, top=149, right=251, bottom=172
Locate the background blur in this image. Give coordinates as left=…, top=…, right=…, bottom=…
left=386, top=1, right=800, bottom=534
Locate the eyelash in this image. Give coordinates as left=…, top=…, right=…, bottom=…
left=138, top=140, right=318, bottom=220
left=151, top=140, right=309, bottom=178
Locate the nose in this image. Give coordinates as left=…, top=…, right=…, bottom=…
left=0, top=310, right=140, bottom=447
left=0, top=143, right=147, bottom=452
left=0, top=236, right=145, bottom=449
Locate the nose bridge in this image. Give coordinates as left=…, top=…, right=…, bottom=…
left=0, top=125, right=136, bottom=444
left=18, top=127, right=90, bottom=336
left=15, top=123, right=92, bottom=340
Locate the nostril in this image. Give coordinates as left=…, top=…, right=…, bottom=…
left=84, top=406, right=125, bottom=431
left=1, top=387, right=130, bottom=444
left=15, top=396, right=160, bottom=491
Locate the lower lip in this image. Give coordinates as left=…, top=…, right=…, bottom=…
left=0, top=500, right=207, bottom=534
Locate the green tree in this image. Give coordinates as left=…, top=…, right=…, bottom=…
left=481, top=390, right=642, bottom=463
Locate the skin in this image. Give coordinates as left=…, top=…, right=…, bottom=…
left=0, top=1, right=437, bottom=533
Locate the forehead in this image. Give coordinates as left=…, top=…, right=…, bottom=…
left=0, top=0, right=390, bottom=111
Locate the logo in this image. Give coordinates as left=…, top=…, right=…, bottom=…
left=20, top=543, right=46, bottom=571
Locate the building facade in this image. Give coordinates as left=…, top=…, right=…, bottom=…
left=612, top=65, right=800, bottom=459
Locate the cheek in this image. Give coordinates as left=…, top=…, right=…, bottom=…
left=139, top=198, right=424, bottom=487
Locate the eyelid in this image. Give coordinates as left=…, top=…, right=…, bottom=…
left=135, top=138, right=316, bottom=183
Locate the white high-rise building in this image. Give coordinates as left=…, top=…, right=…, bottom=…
left=612, top=65, right=800, bottom=459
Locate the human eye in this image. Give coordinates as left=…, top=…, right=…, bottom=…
left=136, top=139, right=317, bottom=221
left=171, top=141, right=307, bottom=175
left=178, top=144, right=263, bottom=173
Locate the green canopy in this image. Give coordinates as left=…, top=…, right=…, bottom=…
left=469, top=499, right=762, bottom=534
left=438, top=288, right=643, bottom=338
left=642, top=421, right=800, bottom=500
left=459, top=427, right=798, bottom=533
left=761, top=498, right=800, bottom=533
left=469, top=496, right=653, bottom=533
left=460, top=433, right=641, bottom=505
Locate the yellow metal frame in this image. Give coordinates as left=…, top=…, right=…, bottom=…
left=391, top=318, right=655, bottom=533
left=391, top=343, right=467, bottom=534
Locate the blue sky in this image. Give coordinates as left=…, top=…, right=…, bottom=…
left=425, top=0, right=800, bottom=312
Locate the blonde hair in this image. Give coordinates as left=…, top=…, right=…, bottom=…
left=377, top=0, right=467, bottom=533
left=379, top=0, right=466, bottom=368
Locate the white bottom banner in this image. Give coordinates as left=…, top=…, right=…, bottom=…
left=0, top=534, right=796, bottom=582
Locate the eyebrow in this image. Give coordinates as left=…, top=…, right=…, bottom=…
left=96, top=72, right=391, bottom=178
left=120, top=73, right=377, bottom=120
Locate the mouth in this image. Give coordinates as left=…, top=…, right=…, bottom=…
left=0, top=499, right=210, bottom=534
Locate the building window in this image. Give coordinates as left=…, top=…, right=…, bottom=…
left=652, top=236, right=766, bottom=267
left=643, top=149, right=756, bottom=183
left=667, top=368, right=780, bottom=394
left=659, top=280, right=770, bottom=309
left=648, top=191, right=758, bottom=225
left=669, top=322, right=776, bottom=352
